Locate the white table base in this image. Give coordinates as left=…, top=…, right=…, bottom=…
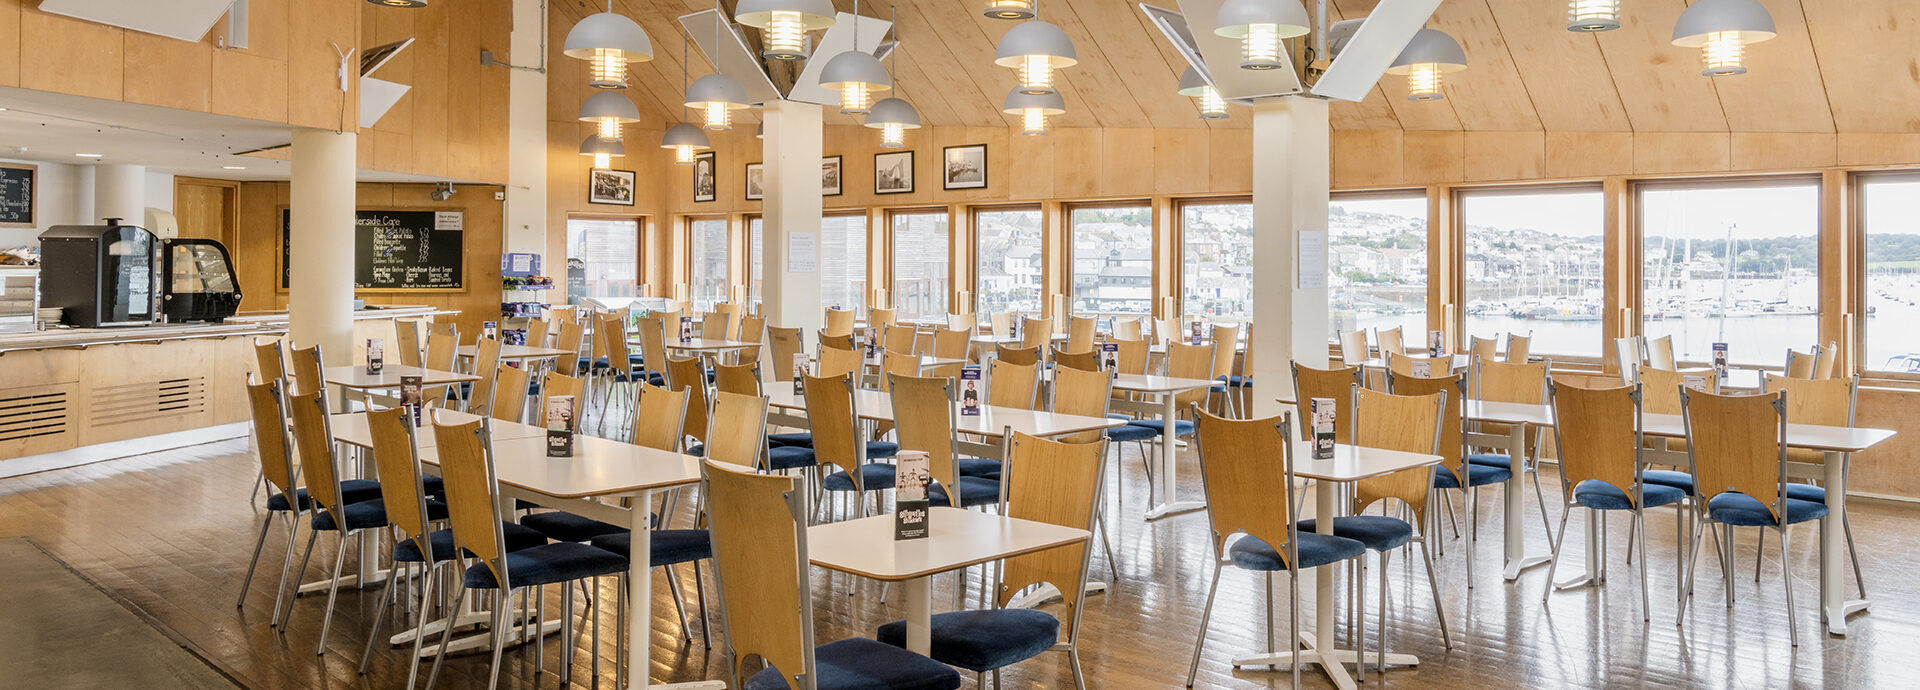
left=1144, top=394, right=1205, bottom=521
left=1820, top=449, right=1868, bottom=636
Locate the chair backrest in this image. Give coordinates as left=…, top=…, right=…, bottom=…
left=630, top=384, right=691, bottom=452
left=1385, top=372, right=1466, bottom=478
left=1645, top=335, right=1676, bottom=369
left=1051, top=347, right=1099, bottom=372
left=286, top=388, right=346, bottom=526
left=1474, top=357, right=1550, bottom=404
left=1020, top=317, right=1053, bottom=350
left=1110, top=337, right=1147, bottom=377
left=1683, top=389, right=1789, bottom=523
left=665, top=356, right=710, bottom=443
left=989, top=359, right=1040, bottom=410
left=1764, top=373, right=1856, bottom=427
left=996, top=344, right=1040, bottom=366
left=880, top=352, right=922, bottom=391
left=817, top=345, right=862, bottom=380
left=554, top=320, right=587, bottom=376
left=1067, top=315, right=1097, bottom=354
left=1153, top=318, right=1176, bottom=346
left=288, top=343, right=325, bottom=396
left=1637, top=366, right=1717, bottom=415
left=990, top=311, right=1013, bottom=339
left=711, top=303, right=742, bottom=340
left=823, top=307, right=856, bottom=337
left=429, top=413, right=511, bottom=588
left=1209, top=324, right=1242, bottom=380
left=701, top=312, right=731, bottom=340
left=703, top=459, right=813, bottom=689
left=244, top=374, right=298, bottom=499
left=1385, top=352, right=1449, bottom=379
left=527, top=317, right=553, bottom=348
left=1783, top=348, right=1817, bottom=379
left=803, top=373, right=868, bottom=488
left=1376, top=327, right=1405, bottom=356
left=1165, top=342, right=1214, bottom=407
left=1192, top=409, right=1300, bottom=561
left=1113, top=317, right=1143, bottom=341
left=635, top=315, right=670, bottom=380
left=1613, top=336, right=1643, bottom=383
left=870, top=306, right=897, bottom=327
left=367, top=406, right=435, bottom=557
left=425, top=324, right=459, bottom=371
left=714, top=361, right=762, bottom=396
left=1289, top=362, right=1364, bottom=443
left=1468, top=335, right=1497, bottom=361
left=707, top=391, right=768, bottom=467
left=933, top=327, right=971, bottom=360
left=735, top=315, right=767, bottom=365
left=1339, top=330, right=1370, bottom=366
left=1351, top=386, right=1445, bottom=519
left=1547, top=381, right=1644, bottom=505
left=468, top=336, right=504, bottom=415
left=1814, top=341, right=1839, bottom=379
left=818, top=330, right=855, bottom=351
left=1049, top=366, right=1112, bottom=443
left=394, top=320, right=424, bottom=367
left=889, top=374, right=966, bottom=502
left=884, top=323, right=919, bottom=355
left=1505, top=332, right=1532, bottom=363
left=253, top=337, right=287, bottom=383
left=539, top=371, right=584, bottom=419
left=767, top=327, right=803, bottom=379
left=997, top=432, right=1102, bottom=638
left=491, top=363, right=530, bottom=423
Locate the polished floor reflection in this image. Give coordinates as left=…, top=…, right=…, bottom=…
left=0, top=438, right=1911, bottom=688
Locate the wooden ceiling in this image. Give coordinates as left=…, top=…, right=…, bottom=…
left=551, top=0, right=1920, bottom=133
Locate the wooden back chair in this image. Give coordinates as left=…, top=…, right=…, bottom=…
left=819, top=330, right=856, bottom=351
left=254, top=337, right=287, bottom=383
left=1113, top=317, right=1143, bottom=342
left=1646, top=335, right=1676, bottom=370
left=523, top=317, right=551, bottom=349
left=665, top=356, right=710, bottom=445
left=630, top=384, right=691, bottom=452
left=989, top=359, right=1040, bottom=410
left=1385, top=372, right=1467, bottom=482
left=1153, top=318, right=1177, bottom=347
left=817, top=345, right=862, bottom=380
left=1049, top=366, right=1113, bottom=443
left=1467, top=336, right=1497, bottom=361
left=1682, top=389, right=1790, bottom=523
left=824, top=307, right=856, bottom=337
left=1505, top=332, right=1533, bottom=363
left=1110, top=337, right=1148, bottom=377
left=706, top=391, right=768, bottom=468
left=884, top=323, right=919, bottom=355
left=996, top=344, right=1041, bottom=366
left=289, top=343, right=325, bottom=396
left=1339, top=330, right=1371, bottom=366
left=244, top=374, right=299, bottom=503
left=1784, top=348, right=1818, bottom=379
left=423, top=327, right=460, bottom=405
left=394, top=320, right=424, bottom=367
left=714, top=361, right=762, bottom=396
left=1165, top=342, right=1214, bottom=409
left=711, top=303, right=742, bottom=340
left=803, top=373, right=872, bottom=493
left=1209, top=324, right=1242, bottom=382
left=1765, top=373, right=1857, bottom=464
left=286, top=388, right=348, bottom=528
left=1191, top=408, right=1301, bottom=561
left=633, top=315, right=671, bottom=381
left=1067, top=315, right=1097, bottom=354
left=1376, top=327, right=1405, bottom=357
left=889, top=374, right=969, bottom=505
left=933, top=327, right=971, bottom=361
left=997, top=432, right=1103, bottom=643
left=538, top=371, right=584, bottom=421
left=1814, top=341, right=1839, bottom=379
left=1020, top=317, right=1053, bottom=350
left=948, top=313, right=975, bottom=332
left=1351, top=385, right=1446, bottom=520
left=490, top=363, right=530, bottom=423
left=553, top=320, right=587, bottom=376
left=366, top=406, right=436, bottom=566
left=1475, top=358, right=1550, bottom=404
left=1639, top=366, right=1717, bottom=415
left=1051, top=347, right=1099, bottom=372
left=767, top=327, right=803, bottom=379
left=468, top=336, right=505, bottom=415
left=870, top=306, right=898, bottom=328
left=702, top=460, right=815, bottom=689
left=734, top=315, right=767, bottom=365
left=881, top=352, right=924, bottom=392
left=1547, top=382, right=1644, bottom=503
left=701, top=311, right=731, bottom=341
left=1386, top=352, right=1450, bottom=379
left=1613, top=336, right=1644, bottom=383
left=1289, top=362, right=1364, bottom=443
left=426, top=413, right=512, bottom=600
left=990, top=312, right=1014, bottom=339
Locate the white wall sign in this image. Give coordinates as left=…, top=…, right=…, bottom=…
left=787, top=231, right=817, bottom=273
left=1297, top=229, right=1328, bottom=289
left=434, top=211, right=463, bottom=231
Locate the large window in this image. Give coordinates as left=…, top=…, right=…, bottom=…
left=1070, top=205, right=1152, bottom=316
left=565, top=217, right=640, bottom=306
left=688, top=217, right=729, bottom=312
left=1639, top=179, right=1819, bottom=366
left=975, top=208, right=1043, bottom=315
left=1328, top=194, right=1428, bottom=340
left=1861, top=175, right=1920, bottom=372
left=822, top=214, right=868, bottom=315
left=891, top=210, right=949, bottom=321
left=1181, top=201, right=1252, bottom=321
left=1460, top=187, right=1606, bottom=357
left=748, top=216, right=763, bottom=305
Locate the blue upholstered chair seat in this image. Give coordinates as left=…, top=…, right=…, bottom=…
left=824, top=463, right=898, bottom=492
left=312, top=499, right=446, bottom=532
left=768, top=433, right=813, bottom=447
left=462, top=541, right=628, bottom=589
left=588, top=529, right=712, bottom=567
left=1227, top=531, right=1367, bottom=571
left=874, top=609, right=1059, bottom=672
left=743, top=637, right=962, bottom=690
left=1572, top=480, right=1688, bottom=511
left=686, top=444, right=705, bottom=457
left=521, top=511, right=625, bottom=543
left=1639, top=469, right=1695, bottom=492
left=1465, top=452, right=1513, bottom=469
left=1707, top=492, right=1829, bottom=527
left=1432, top=463, right=1512, bottom=489
left=1295, top=515, right=1415, bottom=551
left=769, top=446, right=819, bottom=471
left=1127, top=418, right=1195, bottom=437
left=957, top=458, right=1003, bottom=480
left=1223, top=375, right=1252, bottom=387
left=929, top=477, right=1003, bottom=508
left=394, top=522, right=548, bottom=563
left=1106, top=424, right=1158, bottom=443
left=865, top=441, right=901, bottom=459
left=267, top=478, right=383, bottom=512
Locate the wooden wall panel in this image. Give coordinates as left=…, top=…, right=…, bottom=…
left=0, top=0, right=18, bottom=87
left=121, top=32, right=211, bottom=112
left=1545, top=131, right=1634, bottom=178
left=1730, top=132, right=1838, bottom=171
left=1154, top=129, right=1211, bottom=195
left=18, top=5, right=124, bottom=101
left=1838, top=134, right=1920, bottom=167
left=1402, top=131, right=1465, bottom=185
left=1632, top=132, right=1731, bottom=174
left=1331, top=129, right=1404, bottom=189
left=1207, top=128, right=1252, bottom=193
left=1463, top=131, right=1545, bottom=181
left=287, top=0, right=360, bottom=132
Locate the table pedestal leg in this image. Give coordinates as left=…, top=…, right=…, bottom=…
left=1004, top=582, right=1108, bottom=610
left=1502, top=424, right=1549, bottom=580
left=1554, top=508, right=1603, bottom=591
left=1145, top=394, right=1204, bottom=520
left=904, top=577, right=931, bottom=655
left=1822, top=451, right=1869, bottom=636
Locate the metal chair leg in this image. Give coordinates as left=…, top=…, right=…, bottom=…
left=423, top=576, right=468, bottom=690
left=237, top=515, right=275, bottom=608
left=1542, top=505, right=1573, bottom=604
left=270, top=514, right=301, bottom=627
left=1184, top=561, right=1225, bottom=688
left=664, top=564, right=692, bottom=644
left=1636, top=510, right=1651, bottom=622
left=315, top=532, right=352, bottom=655
left=1844, top=511, right=1866, bottom=597
left=1677, top=518, right=1706, bottom=625
left=693, top=561, right=711, bottom=649
left=358, top=563, right=400, bottom=674
left=278, top=527, right=320, bottom=632
left=1755, top=526, right=1766, bottom=582
left=1377, top=549, right=1389, bottom=675
left=402, top=565, right=437, bottom=690
left=486, top=590, right=509, bottom=690
left=1781, top=525, right=1799, bottom=647
left=1418, top=538, right=1452, bottom=649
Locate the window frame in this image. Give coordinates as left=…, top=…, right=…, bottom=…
left=884, top=206, right=955, bottom=319
left=1064, top=200, right=1157, bottom=320
left=1852, top=170, right=1920, bottom=379
left=683, top=214, right=730, bottom=312
left=563, top=213, right=647, bottom=306
left=1323, top=189, right=1429, bottom=344
left=1172, top=196, right=1253, bottom=324
left=1452, top=182, right=1609, bottom=362
left=969, top=203, right=1046, bottom=316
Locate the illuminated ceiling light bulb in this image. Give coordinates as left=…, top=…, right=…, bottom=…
left=864, top=97, right=921, bottom=149
left=1020, top=109, right=1048, bottom=136
left=994, top=21, right=1076, bottom=95
left=821, top=50, right=891, bottom=114
left=705, top=103, right=731, bottom=130
left=685, top=73, right=750, bottom=131
left=593, top=152, right=612, bottom=168
left=580, top=90, right=638, bottom=143
left=1672, top=0, right=1775, bottom=77
left=1214, top=0, right=1309, bottom=71
left=1177, top=67, right=1229, bottom=120
left=841, top=82, right=872, bottom=113
left=984, top=0, right=1034, bottom=20
left=564, top=11, right=654, bottom=83
left=660, top=123, right=710, bottom=166
left=1385, top=28, right=1467, bottom=102
left=1566, top=0, right=1620, bottom=32
left=735, top=0, right=836, bottom=60
left=675, top=145, right=696, bottom=164
left=589, top=48, right=627, bottom=89
left=880, top=123, right=905, bottom=147
left=1002, top=87, right=1063, bottom=137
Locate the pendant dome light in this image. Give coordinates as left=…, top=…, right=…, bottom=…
left=1385, top=28, right=1467, bottom=101
left=984, top=0, right=1034, bottom=20
left=1214, top=0, right=1310, bottom=71
left=661, top=38, right=710, bottom=165
left=818, top=0, right=890, bottom=115
left=1672, top=0, right=1775, bottom=77
left=734, top=0, right=836, bottom=60
left=866, top=98, right=921, bottom=148
left=993, top=18, right=1077, bottom=95
left=1177, top=67, right=1228, bottom=120
left=1566, top=0, right=1621, bottom=32
left=580, top=135, right=625, bottom=170
left=1003, top=88, right=1064, bottom=136
left=579, top=91, right=641, bottom=139
left=686, top=74, right=751, bottom=131
left=563, top=3, right=654, bottom=89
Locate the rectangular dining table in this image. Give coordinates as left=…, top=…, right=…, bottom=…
left=457, top=343, right=577, bottom=363
left=763, top=388, right=1123, bottom=461
left=1101, top=373, right=1223, bottom=520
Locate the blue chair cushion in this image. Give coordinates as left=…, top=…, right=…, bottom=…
left=1224, top=375, right=1252, bottom=387
left=1296, top=515, right=1415, bottom=552
left=743, top=637, right=961, bottom=690
left=769, top=446, right=819, bottom=471
left=1706, top=492, right=1829, bottom=527
left=1783, top=483, right=1826, bottom=502
left=1465, top=452, right=1512, bottom=469
left=1432, top=463, right=1511, bottom=489
left=394, top=522, right=548, bottom=563
left=958, top=458, right=1002, bottom=480
left=865, top=441, right=901, bottom=459
left=588, top=529, right=712, bottom=567
left=311, top=499, right=446, bottom=532
left=686, top=443, right=705, bottom=457
left=267, top=478, right=383, bottom=512
left=1126, top=419, right=1195, bottom=437
left=1106, top=424, right=1158, bottom=443
left=521, top=511, right=626, bottom=543
left=1227, top=531, right=1367, bottom=571
left=824, top=463, right=897, bottom=492
left=1639, top=469, right=1695, bottom=492
left=583, top=356, right=602, bottom=370
left=1572, top=480, right=1688, bottom=511
left=874, top=609, right=1059, bottom=673
left=768, top=433, right=814, bottom=448
left=929, top=477, right=1003, bottom=508
left=463, top=542, right=629, bottom=589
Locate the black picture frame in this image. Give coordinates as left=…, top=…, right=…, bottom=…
left=588, top=168, right=636, bottom=206
left=745, top=162, right=764, bottom=201
left=874, top=150, right=914, bottom=195
left=942, top=144, right=987, bottom=190
left=692, top=152, right=717, bottom=203
left=822, top=156, right=843, bottom=197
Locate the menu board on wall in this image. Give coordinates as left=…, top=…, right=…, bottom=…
left=0, top=164, right=35, bottom=227
left=280, top=209, right=464, bottom=290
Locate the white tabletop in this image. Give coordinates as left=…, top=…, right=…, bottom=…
left=423, top=432, right=704, bottom=500
left=326, top=410, right=547, bottom=449
left=972, top=334, right=1067, bottom=346
left=1459, top=400, right=1893, bottom=453
left=644, top=338, right=758, bottom=353
left=458, top=344, right=576, bottom=361
left=765, top=388, right=1123, bottom=438
left=1291, top=441, right=1442, bottom=482
left=1354, top=354, right=1473, bottom=370
left=807, top=508, right=1089, bottom=581
left=864, top=355, right=967, bottom=371
left=323, top=365, right=478, bottom=389
left=1045, top=370, right=1218, bottom=394
left=1149, top=340, right=1246, bottom=355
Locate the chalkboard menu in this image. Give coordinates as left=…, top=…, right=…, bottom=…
left=280, top=209, right=464, bottom=290
left=0, top=164, right=35, bottom=226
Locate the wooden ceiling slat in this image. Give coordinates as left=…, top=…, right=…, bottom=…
left=1482, top=0, right=1630, bottom=131
left=1590, top=0, right=1729, bottom=132
left=1332, top=0, right=1463, bottom=130
left=1804, top=0, right=1920, bottom=133
left=1072, top=0, right=1206, bottom=129
left=929, top=0, right=1102, bottom=129
left=1706, top=0, right=1832, bottom=133
left=1000, top=0, right=1156, bottom=129
left=877, top=0, right=1007, bottom=126
left=1425, top=0, right=1541, bottom=131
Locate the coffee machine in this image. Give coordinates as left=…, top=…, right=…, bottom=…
left=38, top=220, right=161, bottom=328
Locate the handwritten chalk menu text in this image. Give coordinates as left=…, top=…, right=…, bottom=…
left=280, top=209, right=464, bottom=290
left=0, top=164, right=34, bottom=226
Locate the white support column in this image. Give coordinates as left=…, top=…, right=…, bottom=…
left=289, top=128, right=358, bottom=365
left=1249, top=97, right=1330, bottom=418
left=502, top=0, right=547, bottom=257
left=762, top=101, right=825, bottom=339
left=93, top=164, right=146, bottom=226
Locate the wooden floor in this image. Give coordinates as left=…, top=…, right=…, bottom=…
left=2, top=437, right=1916, bottom=688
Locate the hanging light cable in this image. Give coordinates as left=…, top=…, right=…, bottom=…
left=686, top=1, right=752, bottom=130
left=564, top=1, right=654, bottom=88
left=864, top=6, right=921, bottom=148
left=1672, top=0, right=1775, bottom=77
left=660, top=38, right=711, bottom=165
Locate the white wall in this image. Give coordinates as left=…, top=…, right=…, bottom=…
left=0, top=162, right=172, bottom=249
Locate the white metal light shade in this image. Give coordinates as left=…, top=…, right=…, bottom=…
left=564, top=12, right=655, bottom=88
left=580, top=135, right=626, bottom=169
left=1177, top=67, right=1228, bottom=119
left=1002, top=88, right=1064, bottom=136
left=735, top=0, right=837, bottom=60
left=660, top=123, right=711, bottom=165
left=864, top=97, right=921, bottom=148
left=1672, top=0, right=1776, bottom=77
left=993, top=21, right=1078, bottom=94
left=1213, top=0, right=1310, bottom=71
left=1566, top=0, right=1620, bottom=32
left=579, top=91, right=641, bottom=138
left=685, top=74, right=752, bottom=131
left=1386, top=29, right=1467, bottom=101
left=984, top=0, right=1035, bottom=20
left=819, top=50, right=892, bottom=114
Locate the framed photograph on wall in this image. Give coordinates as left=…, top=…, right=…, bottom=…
left=588, top=168, right=636, bottom=206
left=693, top=152, right=716, bottom=203
left=874, top=151, right=913, bottom=195
left=942, top=144, right=986, bottom=190
left=745, top=162, right=764, bottom=201
left=822, top=156, right=843, bottom=196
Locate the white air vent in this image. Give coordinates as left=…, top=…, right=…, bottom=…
left=39, top=0, right=237, bottom=43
